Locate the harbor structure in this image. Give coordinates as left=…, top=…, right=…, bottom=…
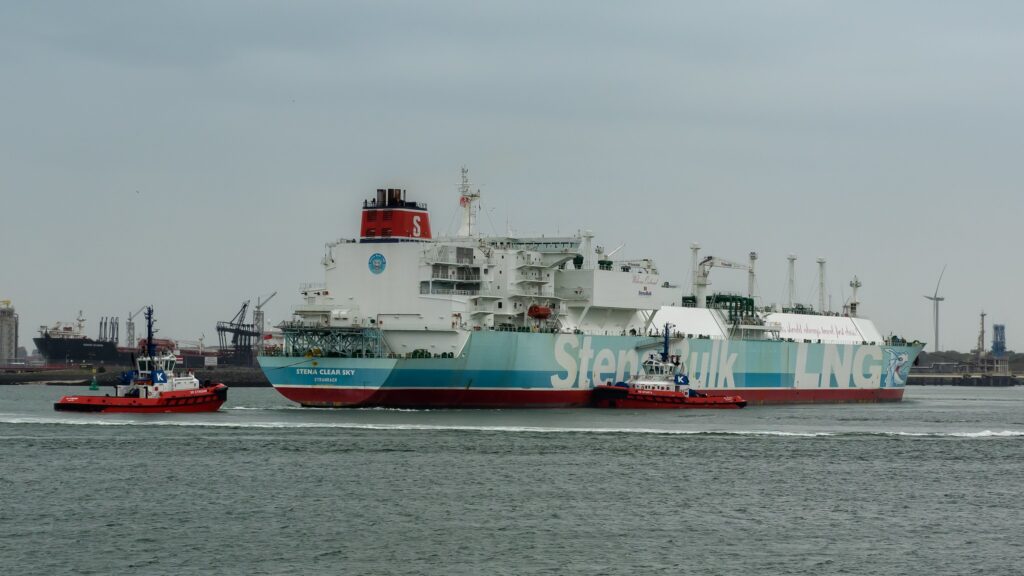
left=975, top=317, right=1010, bottom=375
left=0, top=300, right=18, bottom=364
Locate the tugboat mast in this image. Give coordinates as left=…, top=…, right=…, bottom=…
left=145, top=306, right=155, bottom=358
left=662, top=322, right=674, bottom=362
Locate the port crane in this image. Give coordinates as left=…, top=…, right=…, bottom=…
left=217, top=300, right=260, bottom=366
left=125, top=306, right=148, bottom=350
left=253, top=291, right=277, bottom=340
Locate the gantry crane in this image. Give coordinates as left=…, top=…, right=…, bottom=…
left=217, top=300, right=260, bottom=366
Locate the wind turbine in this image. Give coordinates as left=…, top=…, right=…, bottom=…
left=924, top=265, right=946, bottom=352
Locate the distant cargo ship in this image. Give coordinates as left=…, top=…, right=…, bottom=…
left=258, top=170, right=924, bottom=407
left=33, top=312, right=128, bottom=365
left=33, top=299, right=282, bottom=369
left=33, top=311, right=219, bottom=368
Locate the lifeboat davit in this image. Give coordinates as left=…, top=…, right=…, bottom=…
left=527, top=305, right=552, bottom=319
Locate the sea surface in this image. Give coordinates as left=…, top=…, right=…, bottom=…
left=1, top=385, right=1022, bottom=575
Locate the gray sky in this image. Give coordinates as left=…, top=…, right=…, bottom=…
left=2, top=1, right=1022, bottom=353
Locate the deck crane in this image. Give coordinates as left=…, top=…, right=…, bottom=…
left=594, top=243, right=625, bottom=270
left=692, top=255, right=757, bottom=309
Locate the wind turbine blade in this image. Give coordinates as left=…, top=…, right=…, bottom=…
left=934, top=264, right=947, bottom=297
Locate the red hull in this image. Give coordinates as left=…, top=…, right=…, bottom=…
left=272, top=385, right=902, bottom=408
left=593, top=397, right=745, bottom=409
left=274, top=386, right=593, bottom=408
left=700, top=387, right=904, bottom=404
left=591, top=385, right=746, bottom=409
left=54, top=384, right=228, bottom=413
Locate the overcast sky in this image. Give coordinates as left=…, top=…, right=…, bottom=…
left=2, top=1, right=1022, bottom=353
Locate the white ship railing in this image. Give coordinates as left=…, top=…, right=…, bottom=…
left=430, top=272, right=481, bottom=282
left=420, top=287, right=480, bottom=296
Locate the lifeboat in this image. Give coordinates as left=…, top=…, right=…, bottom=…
left=527, top=305, right=552, bottom=319
left=54, top=306, right=228, bottom=413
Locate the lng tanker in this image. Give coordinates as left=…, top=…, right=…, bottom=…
left=258, top=170, right=922, bottom=407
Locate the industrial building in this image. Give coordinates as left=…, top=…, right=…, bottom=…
left=0, top=300, right=18, bottom=364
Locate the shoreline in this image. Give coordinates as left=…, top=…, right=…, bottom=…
left=0, top=366, right=271, bottom=387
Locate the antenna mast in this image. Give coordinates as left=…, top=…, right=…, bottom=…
left=849, top=276, right=862, bottom=317
left=690, top=243, right=701, bottom=297
left=456, top=166, right=481, bottom=237
left=817, top=258, right=827, bottom=313
left=747, top=252, right=757, bottom=299
left=787, top=255, right=797, bottom=309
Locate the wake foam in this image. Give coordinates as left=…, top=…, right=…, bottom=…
left=225, top=406, right=428, bottom=412
left=1, top=416, right=1022, bottom=438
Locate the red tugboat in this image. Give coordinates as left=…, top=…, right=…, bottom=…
left=592, top=324, right=746, bottom=409
left=54, top=307, right=228, bottom=413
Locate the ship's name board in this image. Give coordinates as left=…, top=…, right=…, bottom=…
left=296, top=368, right=355, bottom=376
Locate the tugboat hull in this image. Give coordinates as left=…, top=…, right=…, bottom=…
left=592, top=384, right=746, bottom=409
left=54, top=384, right=228, bottom=413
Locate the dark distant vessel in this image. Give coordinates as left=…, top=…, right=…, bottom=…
left=33, top=312, right=129, bottom=365
left=34, top=304, right=265, bottom=368
left=54, top=307, right=228, bottom=413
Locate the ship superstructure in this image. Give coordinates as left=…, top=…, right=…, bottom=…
left=259, top=171, right=922, bottom=407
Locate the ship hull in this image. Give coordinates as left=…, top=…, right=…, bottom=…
left=700, top=387, right=903, bottom=404
left=33, top=336, right=131, bottom=365
left=273, top=386, right=591, bottom=408
left=259, top=332, right=921, bottom=408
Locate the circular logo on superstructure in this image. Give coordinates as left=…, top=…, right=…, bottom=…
left=368, top=252, right=387, bottom=275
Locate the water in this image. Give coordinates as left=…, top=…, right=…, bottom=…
left=2, top=386, right=1022, bottom=575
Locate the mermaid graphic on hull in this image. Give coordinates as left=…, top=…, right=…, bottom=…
left=882, top=348, right=911, bottom=387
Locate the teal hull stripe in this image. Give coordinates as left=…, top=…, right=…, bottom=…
left=258, top=364, right=913, bottom=390
left=259, top=333, right=921, bottom=391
